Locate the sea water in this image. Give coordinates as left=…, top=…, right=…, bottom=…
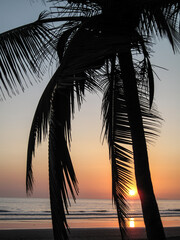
left=0, top=198, right=180, bottom=229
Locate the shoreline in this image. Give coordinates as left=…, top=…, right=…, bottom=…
left=1, top=215, right=180, bottom=230
left=1, top=227, right=180, bottom=240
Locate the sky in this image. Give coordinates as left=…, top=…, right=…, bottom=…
left=0, top=0, right=180, bottom=200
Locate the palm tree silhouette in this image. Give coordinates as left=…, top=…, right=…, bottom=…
left=0, top=1, right=180, bottom=240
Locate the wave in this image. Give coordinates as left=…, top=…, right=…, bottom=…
left=0, top=213, right=50, bottom=216
left=1, top=198, right=180, bottom=222
left=168, top=209, right=180, bottom=212
left=1, top=209, right=180, bottom=217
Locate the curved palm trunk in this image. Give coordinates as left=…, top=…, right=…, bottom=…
left=118, top=50, right=166, bottom=240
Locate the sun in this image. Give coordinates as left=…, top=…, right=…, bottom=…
left=129, top=189, right=136, bottom=196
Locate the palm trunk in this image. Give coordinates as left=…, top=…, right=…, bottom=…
left=118, top=50, right=166, bottom=240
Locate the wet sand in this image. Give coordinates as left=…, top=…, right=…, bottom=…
left=0, top=227, right=180, bottom=240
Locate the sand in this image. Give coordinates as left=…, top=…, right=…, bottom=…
left=0, top=228, right=180, bottom=240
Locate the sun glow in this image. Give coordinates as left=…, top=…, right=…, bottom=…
left=129, top=189, right=136, bottom=196
left=129, top=218, right=135, bottom=228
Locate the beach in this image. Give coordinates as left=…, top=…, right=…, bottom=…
left=1, top=198, right=180, bottom=239
left=1, top=227, right=180, bottom=240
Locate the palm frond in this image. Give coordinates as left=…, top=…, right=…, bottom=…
left=26, top=13, right=106, bottom=193
left=139, top=2, right=180, bottom=52
left=0, top=11, right=56, bottom=98
left=48, top=70, right=100, bottom=240
left=152, top=8, right=178, bottom=51
left=49, top=87, right=78, bottom=240
left=47, top=69, right=100, bottom=239
left=131, top=31, right=155, bottom=108
left=48, top=0, right=101, bottom=17
left=131, top=34, right=163, bottom=143
left=26, top=68, right=87, bottom=192
left=58, top=16, right=130, bottom=76
left=26, top=63, right=99, bottom=240
left=101, top=55, right=162, bottom=239
left=101, top=59, right=132, bottom=240
left=26, top=67, right=59, bottom=193
left=56, top=24, right=79, bottom=62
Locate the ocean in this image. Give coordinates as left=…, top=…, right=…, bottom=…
left=0, top=198, right=180, bottom=229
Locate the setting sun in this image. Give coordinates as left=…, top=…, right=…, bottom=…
left=129, top=189, right=136, bottom=196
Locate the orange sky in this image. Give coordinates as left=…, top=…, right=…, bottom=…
left=0, top=0, right=180, bottom=200
left=0, top=87, right=179, bottom=200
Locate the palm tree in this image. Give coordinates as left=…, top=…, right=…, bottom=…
left=0, top=1, right=180, bottom=240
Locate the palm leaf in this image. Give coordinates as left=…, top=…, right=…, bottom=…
left=139, top=2, right=180, bottom=51
left=49, top=87, right=78, bottom=240
left=48, top=72, right=99, bottom=239
left=26, top=65, right=99, bottom=240
left=57, top=25, right=79, bottom=62
left=101, top=60, right=133, bottom=240
left=101, top=55, right=162, bottom=239
left=48, top=0, right=101, bottom=16
left=58, top=16, right=130, bottom=76
left=0, top=11, right=56, bottom=99
left=26, top=67, right=60, bottom=193
left=26, top=68, right=91, bottom=192
left=131, top=31, right=155, bottom=108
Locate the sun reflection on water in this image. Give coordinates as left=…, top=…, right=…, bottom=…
left=129, top=218, right=135, bottom=227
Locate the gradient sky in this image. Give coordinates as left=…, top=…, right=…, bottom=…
left=0, top=0, right=180, bottom=200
